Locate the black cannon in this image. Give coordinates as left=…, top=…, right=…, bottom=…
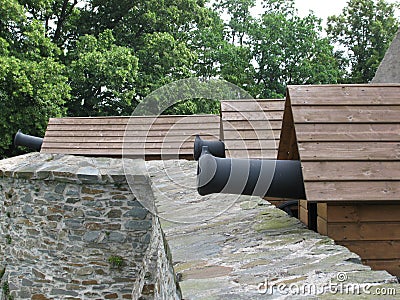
left=14, top=130, right=43, bottom=151
left=193, top=135, right=225, bottom=161
left=196, top=146, right=305, bottom=200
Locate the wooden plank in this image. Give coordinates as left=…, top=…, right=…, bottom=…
left=46, top=122, right=220, bottom=131
left=298, top=142, right=400, bottom=161
left=221, top=100, right=285, bottom=112
left=292, top=105, right=400, bottom=123
left=295, top=123, right=400, bottom=142
left=327, top=223, right=400, bottom=241
left=225, top=149, right=278, bottom=159
left=43, top=134, right=219, bottom=144
left=277, top=95, right=298, bottom=160
left=224, top=120, right=283, bottom=130
left=317, top=216, right=327, bottom=235
left=288, top=85, right=400, bottom=105
left=224, top=139, right=278, bottom=149
left=49, top=115, right=220, bottom=125
left=41, top=148, right=194, bottom=156
left=299, top=200, right=308, bottom=209
left=324, top=204, right=400, bottom=222
left=221, top=99, right=283, bottom=110
left=339, top=241, right=400, bottom=260
left=317, top=203, right=327, bottom=220
left=45, top=130, right=219, bottom=138
left=302, top=161, right=400, bottom=181
left=299, top=206, right=308, bottom=226
left=221, top=111, right=285, bottom=121
left=221, top=99, right=284, bottom=159
left=305, top=181, right=400, bottom=202
left=362, top=259, right=400, bottom=275
left=42, top=141, right=197, bottom=149
left=223, top=129, right=282, bottom=140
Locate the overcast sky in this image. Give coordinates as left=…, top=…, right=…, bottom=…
left=295, top=0, right=400, bottom=21
left=247, top=0, right=399, bottom=24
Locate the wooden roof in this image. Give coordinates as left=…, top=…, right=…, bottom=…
left=221, top=99, right=285, bottom=159
left=279, top=84, right=400, bottom=202
left=41, top=115, right=221, bottom=159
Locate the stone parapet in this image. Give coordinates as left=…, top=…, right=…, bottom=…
left=146, top=160, right=400, bottom=299
left=0, top=153, right=180, bottom=299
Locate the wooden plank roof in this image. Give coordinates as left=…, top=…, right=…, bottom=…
left=220, top=99, right=285, bottom=159
left=279, top=84, right=400, bottom=202
left=41, top=115, right=221, bottom=159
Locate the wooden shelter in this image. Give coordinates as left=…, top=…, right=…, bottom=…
left=41, top=115, right=221, bottom=159
left=279, top=84, right=400, bottom=275
left=220, top=99, right=285, bottom=159
left=220, top=99, right=287, bottom=208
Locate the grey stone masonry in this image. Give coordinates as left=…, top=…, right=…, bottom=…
left=0, top=153, right=180, bottom=299
left=372, top=28, right=400, bottom=83
left=147, top=160, right=400, bottom=299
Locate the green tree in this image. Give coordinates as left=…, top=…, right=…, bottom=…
left=67, top=30, right=138, bottom=116
left=190, top=9, right=226, bottom=79
left=327, top=0, right=399, bottom=83
left=75, top=0, right=208, bottom=103
left=214, top=0, right=342, bottom=98
left=0, top=0, right=70, bottom=158
left=135, top=32, right=196, bottom=101
left=214, top=0, right=256, bottom=46
left=19, top=0, right=81, bottom=47
left=250, top=8, right=342, bottom=97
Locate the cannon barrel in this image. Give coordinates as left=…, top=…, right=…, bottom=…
left=14, top=130, right=43, bottom=151
left=197, top=146, right=306, bottom=199
left=193, top=135, right=225, bottom=161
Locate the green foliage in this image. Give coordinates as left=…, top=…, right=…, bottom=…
left=327, top=0, right=399, bottom=83
left=2, top=280, right=13, bottom=300
left=216, top=0, right=342, bottom=98
left=67, top=30, right=138, bottom=116
left=108, top=255, right=124, bottom=269
left=74, top=0, right=206, bottom=103
left=0, top=0, right=398, bottom=158
left=2, top=281, right=10, bottom=296
left=0, top=55, right=69, bottom=158
left=0, top=1, right=70, bottom=158
left=135, top=32, right=196, bottom=100
left=5, top=234, right=12, bottom=244
left=252, top=10, right=342, bottom=97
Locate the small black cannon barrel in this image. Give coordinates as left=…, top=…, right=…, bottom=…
left=197, top=146, right=306, bottom=199
left=14, top=130, right=43, bottom=151
left=193, top=135, right=225, bottom=161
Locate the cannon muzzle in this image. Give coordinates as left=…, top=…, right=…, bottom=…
left=14, top=130, right=43, bottom=151
left=193, top=135, right=225, bottom=161
left=197, top=146, right=305, bottom=199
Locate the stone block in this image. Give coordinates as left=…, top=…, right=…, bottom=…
left=123, top=207, right=148, bottom=220
left=125, top=220, right=152, bottom=231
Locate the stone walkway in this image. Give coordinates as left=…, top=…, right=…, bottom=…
left=145, top=160, right=399, bottom=299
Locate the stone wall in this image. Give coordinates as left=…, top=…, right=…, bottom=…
left=372, top=28, right=400, bottom=83
left=0, top=153, right=180, bottom=299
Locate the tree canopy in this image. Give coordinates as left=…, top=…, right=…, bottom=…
left=327, top=0, right=399, bottom=83
left=0, top=0, right=399, bottom=158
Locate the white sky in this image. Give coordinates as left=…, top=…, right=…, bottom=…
left=295, top=0, right=351, bottom=19
left=295, top=0, right=400, bottom=21
left=248, top=0, right=399, bottom=24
